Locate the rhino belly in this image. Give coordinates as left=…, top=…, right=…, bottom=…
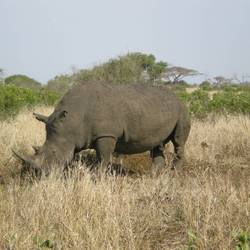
left=114, top=142, right=155, bottom=154
left=114, top=128, right=173, bottom=154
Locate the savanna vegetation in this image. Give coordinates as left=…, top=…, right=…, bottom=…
left=1, top=53, right=250, bottom=119
left=0, top=53, right=250, bottom=249
left=0, top=85, right=59, bottom=119
left=4, top=74, right=42, bottom=90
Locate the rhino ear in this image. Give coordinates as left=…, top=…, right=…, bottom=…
left=57, top=110, right=68, bottom=119
left=33, top=113, right=48, bottom=124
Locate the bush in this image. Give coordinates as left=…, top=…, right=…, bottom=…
left=177, top=90, right=210, bottom=118
left=4, top=75, right=42, bottom=90
left=200, top=81, right=213, bottom=91
left=177, top=88, right=250, bottom=118
left=211, top=90, right=250, bottom=114
left=0, top=85, right=60, bottom=118
left=46, top=74, right=73, bottom=94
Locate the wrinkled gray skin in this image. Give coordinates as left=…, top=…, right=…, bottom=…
left=14, top=82, right=191, bottom=175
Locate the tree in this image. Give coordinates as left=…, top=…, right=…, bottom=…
left=148, top=61, right=167, bottom=82
left=47, top=74, right=73, bottom=94
left=200, top=80, right=212, bottom=90
left=213, top=76, right=233, bottom=86
left=73, top=52, right=168, bottom=84
left=126, top=52, right=156, bottom=71
left=0, top=69, right=4, bottom=84
left=4, top=74, right=41, bottom=89
left=74, top=55, right=142, bottom=84
left=163, top=66, right=200, bottom=84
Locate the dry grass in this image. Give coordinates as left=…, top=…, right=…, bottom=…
left=0, top=107, right=250, bottom=249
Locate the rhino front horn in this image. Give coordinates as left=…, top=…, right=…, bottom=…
left=12, top=149, right=31, bottom=163
left=33, top=113, right=48, bottom=124
left=12, top=149, right=42, bottom=177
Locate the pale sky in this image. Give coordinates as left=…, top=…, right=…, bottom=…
left=1, top=0, right=250, bottom=83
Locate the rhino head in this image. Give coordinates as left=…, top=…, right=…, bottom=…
left=13, top=110, right=75, bottom=177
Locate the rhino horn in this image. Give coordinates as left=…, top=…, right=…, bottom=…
left=12, top=149, right=40, bottom=169
left=12, top=149, right=32, bottom=164
left=33, top=113, right=48, bottom=124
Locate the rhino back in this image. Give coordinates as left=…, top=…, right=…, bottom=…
left=53, top=82, right=184, bottom=152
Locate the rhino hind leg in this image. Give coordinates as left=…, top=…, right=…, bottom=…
left=95, top=137, right=116, bottom=173
left=150, top=144, right=166, bottom=175
left=171, top=112, right=191, bottom=169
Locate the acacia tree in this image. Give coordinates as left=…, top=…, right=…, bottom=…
left=163, top=66, right=200, bottom=84
left=213, top=76, right=233, bottom=86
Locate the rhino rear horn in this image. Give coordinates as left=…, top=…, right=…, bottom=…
left=33, top=113, right=48, bottom=124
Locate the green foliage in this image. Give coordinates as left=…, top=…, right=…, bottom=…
left=235, top=231, right=250, bottom=250
left=74, top=52, right=167, bottom=84
left=148, top=61, right=167, bottom=81
left=180, top=90, right=210, bottom=118
left=127, top=52, right=156, bottom=70
left=200, top=81, right=213, bottom=91
left=4, top=74, right=42, bottom=90
left=0, top=68, right=4, bottom=83
left=33, top=235, right=54, bottom=249
left=176, top=87, right=250, bottom=118
left=171, top=82, right=188, bottom=92
left=187, top=229, right=197, bottom=250
left=0, top=85, right=59, bottom=118
left=210, top=90, right=250, bottom=114
left=47, top=74, right=73, bottom=94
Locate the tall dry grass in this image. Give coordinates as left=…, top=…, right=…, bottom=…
left=0, top=107, right=249, bottom=249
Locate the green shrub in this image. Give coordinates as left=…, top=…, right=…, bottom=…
left=234, top=230, right=250, bottom=250
left=211, top=90, right=250, bottom=114
left=4, top=74, right=42, bottom=90
left=0, top=85, right=60, bottom=118
left=2, top=82, right=250, bottom=119
left=172, top=83, right=187, bottom=92
left=177, top=89, right=210, bottom=118
left=176, top=87, right=250, bottom=118
left=47, top=74, right=73, bottom=94
left=200, top=81, right=213, bottom=91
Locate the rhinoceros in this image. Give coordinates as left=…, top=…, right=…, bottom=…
left=13, top=82, right=190, bottom=175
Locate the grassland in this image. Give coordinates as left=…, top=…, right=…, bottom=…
left=0, top=107, right=249, bottom=249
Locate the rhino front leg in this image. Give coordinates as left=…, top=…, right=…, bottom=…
left=95, top=137, right=116, bottom=173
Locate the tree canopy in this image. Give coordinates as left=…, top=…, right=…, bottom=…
left=163, top=66, right=200, bottom=84
left=47, top=74, right=73, bottom=94
left=4, top=74, right=42, bottom=90
left=73, top=52, right=168, bottom=84
left=0, top=69, right=4, bottom=84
